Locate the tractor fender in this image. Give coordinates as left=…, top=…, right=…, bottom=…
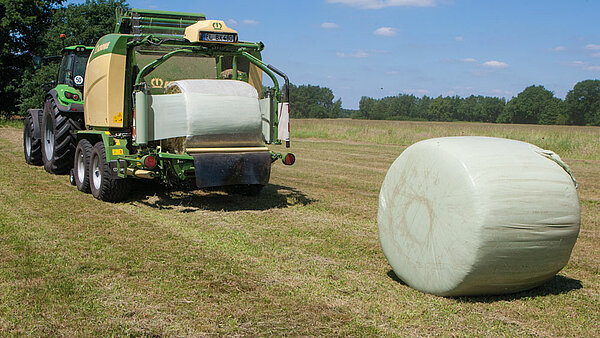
left=47, top=89, right=84, bottom=113
left=27, top=109, right=43, bottom=139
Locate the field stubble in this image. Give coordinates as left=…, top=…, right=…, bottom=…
left=0, top=119, right=598, bottom=335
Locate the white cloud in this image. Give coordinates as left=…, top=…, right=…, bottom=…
left=405, top=89, right=431, bottom=95
left=455, top=36, right=464, bottom=42
left=336, top=50, right=370, bottom=58
left=228, top=19, right=259, bottom=26
left=550, top=46, right=566, bottom=52
left=373, top=27, right=398, bottom=37
left=585, top=44, right=600, bottom=50
left=321, top=22, right=339, bottom=29
left=567, top=60, right=600, bottom=71
left=327, top=0, right=435, bottom=9
left=461, top=58, right=478, bottom=63
left=482, top=60, right=509, bottom=69
left=592, top=53, right=600, bottom=58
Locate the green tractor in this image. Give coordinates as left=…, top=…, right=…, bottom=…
left=24, top=8, right=294, bottom=202
left=24, top=44, right=94, bottom=174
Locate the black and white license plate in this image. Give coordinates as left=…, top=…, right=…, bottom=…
left=201, top=33, right=236, bottom=43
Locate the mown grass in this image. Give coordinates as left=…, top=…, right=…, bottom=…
left=0, top=120, right=598, bottom=336
left=0, top=118, right=23, bottom=129
left=293, top=119, right=600, bottom=160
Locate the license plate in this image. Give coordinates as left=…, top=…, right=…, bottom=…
left=202, top=33, right=236, bottom=43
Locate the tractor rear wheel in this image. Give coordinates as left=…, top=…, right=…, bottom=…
left=41, top=98, right=83, bottom=174
left=89, top=142, right=131, bottom=202
left=23, top=114, right=42, bottom=165
left=74, top=139, right=93, bottom=193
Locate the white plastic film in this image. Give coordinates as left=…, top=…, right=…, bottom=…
left=260, top=98, right=272, bottom=143
left=278, top=102, right=290, bottom=142
left=147, top=80, right=263, bottom=147
left=378, top=136, right=580, bottom=297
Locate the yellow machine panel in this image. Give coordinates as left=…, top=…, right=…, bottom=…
left=84, top=53, right=126, bottom=128
left=249, top=64, right=263, bottom=97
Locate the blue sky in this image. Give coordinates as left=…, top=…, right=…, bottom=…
left=71, top=0, right=600, bottom=109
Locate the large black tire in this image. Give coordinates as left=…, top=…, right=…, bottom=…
left=23, top=114, right=42, bottom=166
left=89, top=142, right=131, bottom=202
left=41, top=98, right=83, bottom=174
left=74, top=139, right=93, bottom=193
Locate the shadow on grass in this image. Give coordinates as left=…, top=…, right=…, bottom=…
left=386, top=270, right=408, bottom=286
left=128, top=181, right=316, bottom=212
left=456, top=275, right=583, bottom=303
left=386, top=270, right=582, bottom=301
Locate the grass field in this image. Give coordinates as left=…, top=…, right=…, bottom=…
left=1, top=119, right=598, bottom=336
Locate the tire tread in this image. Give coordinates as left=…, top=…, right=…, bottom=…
left=89, top=142, right=131, bottom=202
left=41, top=97, right=82, bottom=174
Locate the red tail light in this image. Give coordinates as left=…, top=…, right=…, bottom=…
left=143, top=155, right=157, bottom=169
left=283, top=153, right=295, bottom=166
left=65, top=92, right=73, bottom=99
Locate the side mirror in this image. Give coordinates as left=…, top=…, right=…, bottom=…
left=32, top=55, right=42, bottom=69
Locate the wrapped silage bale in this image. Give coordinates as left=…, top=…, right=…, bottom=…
left=378, top=136, right=580, bottom=297
left=149, top=79, right=263, bottom=148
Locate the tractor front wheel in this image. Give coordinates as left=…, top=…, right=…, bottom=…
left=23, top=113, right=42, bottom=165
left=89, top=142, right=131, bottom=202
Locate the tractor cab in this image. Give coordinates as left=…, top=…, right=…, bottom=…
left=46, top=45, right=95, bottom=111
left=57, top=45, right=94, bottom=90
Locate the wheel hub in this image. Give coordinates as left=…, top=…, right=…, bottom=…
left=92, top=156, right=101, bottom=190
left=44, top=113, right=54, bottom=162
left=25, top=127, right=32, bottom=157
left=77, top=152, right=86, bottom=183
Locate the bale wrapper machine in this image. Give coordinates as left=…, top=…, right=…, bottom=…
left=27, top=8, right=295, bottom=202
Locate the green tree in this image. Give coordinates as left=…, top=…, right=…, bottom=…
left=414, top=96, right=431, bottom=119
left=481, top=96, right=505, bottom=123
left=565, top=79, right=600, bottom=126
left=0, top=0, right=63, bottom=116
left=289, top=84, right=342, bottom=118
left=502, top=85, right=561, bottom=124
left=459, top=95, right=478, bottom=122
left=17, top=0, right=129, bottom=113
left=429, top=96, right=459, bottom=121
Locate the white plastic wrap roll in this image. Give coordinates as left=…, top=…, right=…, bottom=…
left=148, top=80, right=263, bottom=147
left=378, top=137, right=580, bottom=297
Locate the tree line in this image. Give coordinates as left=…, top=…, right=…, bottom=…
left=352, top=81, right=600, bottom=126
left=288, top=81, right=600, bottom=126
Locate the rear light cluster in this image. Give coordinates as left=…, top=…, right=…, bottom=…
left=64, top=91, right=80, bottom=101
left=283, top=153, right=295, bottom=166
left=143, top=155, right=157, bottom=169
